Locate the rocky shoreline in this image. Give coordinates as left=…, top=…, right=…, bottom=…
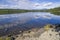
left=0, top=24, right=60, bottom=40
left=15, top=24, right=60, bottom=40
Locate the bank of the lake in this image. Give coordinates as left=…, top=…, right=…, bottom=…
left=0, top=7, right=60, bottom=15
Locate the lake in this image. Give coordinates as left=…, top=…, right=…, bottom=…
left=0, top=12, right=60, bottom=36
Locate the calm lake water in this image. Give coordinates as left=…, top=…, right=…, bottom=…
left=0, top=12, right=60, bottom=36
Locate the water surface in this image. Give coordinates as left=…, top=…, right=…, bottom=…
left=0, top=12, right=60, bottom=36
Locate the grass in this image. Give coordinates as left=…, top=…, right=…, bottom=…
left=0, top=9, right=28, bottom=14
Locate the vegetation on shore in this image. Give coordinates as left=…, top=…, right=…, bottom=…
left=0, top=9, right=29, bottom=14
left=40, top=7, right=60, bottom=15
left=49, top=7, right=60, bottom=15
left=0, top=7, right=60, bottom=15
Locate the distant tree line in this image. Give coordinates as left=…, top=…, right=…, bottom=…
left=0, top=7, right=60, bottom=15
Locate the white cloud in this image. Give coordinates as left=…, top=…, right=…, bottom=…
left=0, top=4, right=8, bottom=8
left=0, top=0, right=60, bottom=9
left=5, top=0, right=34, bottom=9
left=33, top=2, right=53, bottom=9
left=0, top=0, right=29, bottom=9
left=43, top=2, right=53, bottom=7
left=33, top=2, right=60, bottom=9
left=33, top=2, right=53, bottom=7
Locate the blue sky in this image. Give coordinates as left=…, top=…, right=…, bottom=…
left=0, top=0, right=60, bottom=9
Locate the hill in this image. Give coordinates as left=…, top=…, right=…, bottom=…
left=49, top=7, right=60, bottom=15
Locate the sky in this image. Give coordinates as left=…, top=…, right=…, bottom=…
left=0, top=0, right=60, bottom=9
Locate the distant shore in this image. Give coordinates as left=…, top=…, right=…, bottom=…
left=0, top=7, right=60, bottom=15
